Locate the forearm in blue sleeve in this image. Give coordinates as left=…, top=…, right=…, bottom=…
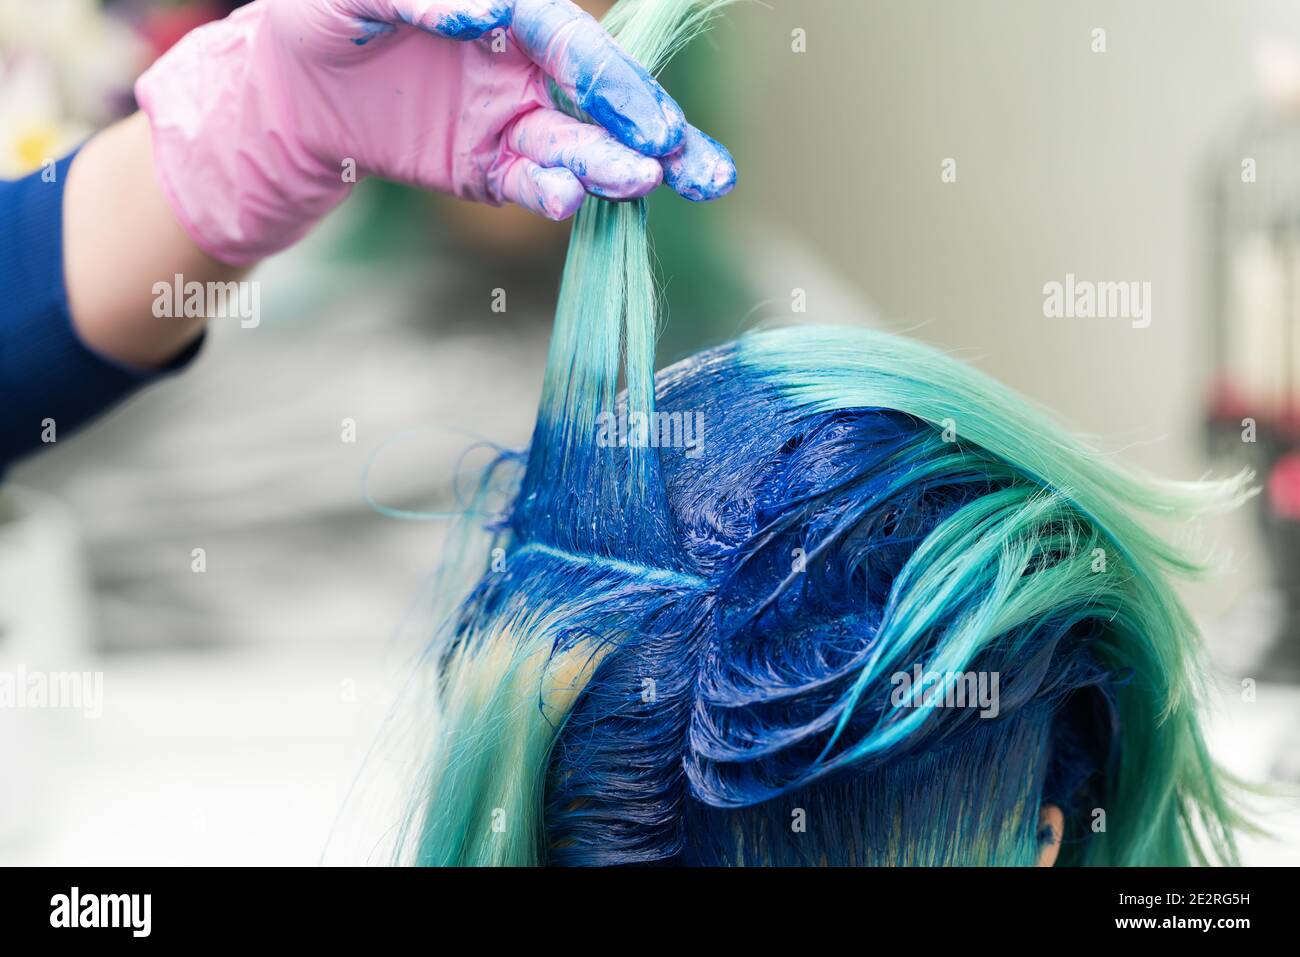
left=0, top=149, right=202, bottom=472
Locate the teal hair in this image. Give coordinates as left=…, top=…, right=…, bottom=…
left=396, top=0, right=1251, bottom=867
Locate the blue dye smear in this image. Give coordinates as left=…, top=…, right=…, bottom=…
left=574, top=58, right=686, bottom=158
left=351, top=19, right=395, bottom=46
left=370, top=4, right=510, bottom=41
left=513, top=0, right=686, bottom=156
left=432, top=5, right=512, bottom=41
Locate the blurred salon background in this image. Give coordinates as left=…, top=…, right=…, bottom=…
left=2, top=0, right=1299, bottom=864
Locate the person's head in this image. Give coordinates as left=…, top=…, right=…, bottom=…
left=403, top=325, right=1246, bottom=866
left=394, top=0, right=1245, bottom=868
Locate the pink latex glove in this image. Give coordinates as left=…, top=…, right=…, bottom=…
left=135, top=0, right=737, bottom=266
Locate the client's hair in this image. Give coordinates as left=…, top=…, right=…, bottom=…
left=396, top=0, right=1250, bottom=866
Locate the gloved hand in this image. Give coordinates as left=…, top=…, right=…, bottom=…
left=135, top=0, right=736, bottom=266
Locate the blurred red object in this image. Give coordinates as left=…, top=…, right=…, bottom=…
left=1269, top=452, right=1300, bottom=520
left=136, top=2, right=227, bottom=61
left=1206, top=375, right=1255, bottom=424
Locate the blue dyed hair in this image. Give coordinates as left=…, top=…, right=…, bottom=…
left=396, top=0, right=1250, bottom=866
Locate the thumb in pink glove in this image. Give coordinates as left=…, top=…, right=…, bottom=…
left=135, top=0, right=737, bottom=266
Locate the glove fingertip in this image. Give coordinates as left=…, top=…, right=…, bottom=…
left=663, top=126, right=737, bottom=202
left=530, top=165, right=587, bottom=220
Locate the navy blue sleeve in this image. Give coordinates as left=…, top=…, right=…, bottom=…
left=0, top=149, right=202, bottom=472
